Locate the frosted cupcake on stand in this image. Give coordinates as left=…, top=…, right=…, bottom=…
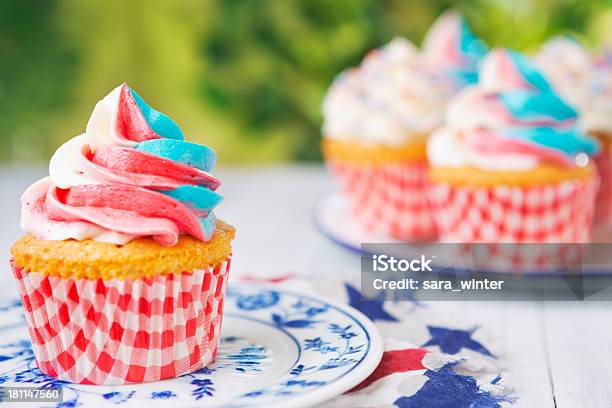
left=321, top=12, right=487, bottom=241
left=535, top=38, right=612, bottom=225
left=428, top=49, right=600, bottom=244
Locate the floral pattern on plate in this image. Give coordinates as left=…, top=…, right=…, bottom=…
left=0, top=284, right=382, bottom=408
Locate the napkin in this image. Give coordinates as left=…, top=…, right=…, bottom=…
left=239, top=275, right=515, bottom=408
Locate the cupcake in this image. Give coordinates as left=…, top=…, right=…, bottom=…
left=10, top=83, right=235, bottom=385
left=428, top=49, right=600, bottom=243
left=321, top=12, right=487, bottom=241
left=535, top=38, right=612, bottom=225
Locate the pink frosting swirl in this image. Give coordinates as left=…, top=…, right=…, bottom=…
left=21, top=83, right=222, bottom=246
left=429, top=49, right=598, bottom=171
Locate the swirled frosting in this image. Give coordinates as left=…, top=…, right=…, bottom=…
left=428, top=48, right=599, bottom=171
left=535, top=37, right=612, bottom=133
left=322, top=12, right=487, bottom=144
left=422, top=11, right=489, bottom=87
left=322, top=38, right=451, bottom=144
left=21, top=83, right=222, bottom=246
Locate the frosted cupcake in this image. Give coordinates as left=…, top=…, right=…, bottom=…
left=10, top=83, right=235, bottom=384
left=321, top=12, right=487, bottom=241
left=535, top=38, right=612, bottom=225
left=428, top=49, right=599, bottom=243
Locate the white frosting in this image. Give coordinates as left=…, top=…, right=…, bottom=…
left=535, top=38, right=612, bottom=133
left=427, top=127, right=465, bottom=168
left=50, top=84, right=130, bottom=190
left=322, top=38, right=451, bottom=144
left=422, top=11, right=460, bottom=65
left=33, top=84, right=136, bottom=245
left=581, top=64, right=612, bottom=132
left=427, top=49, right=567, bottom=172
left=85, top=84, right=139, bottom=151
left=427, top=126, right=541, bottom=171
left=445, top=86, right=506, bottom=130
left=49, top=134, right=97, bottom=189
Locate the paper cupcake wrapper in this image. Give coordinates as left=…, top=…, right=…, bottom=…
left=429, top=178, right=597, bottom=243
left=328, top=161, right=437, bottom=241
left=594, top=144, right=612, bottom=225
left=11, top=258, right=231, bottom=385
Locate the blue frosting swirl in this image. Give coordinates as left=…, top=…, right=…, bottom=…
left=492, top=50, right=599, bottom=158
left=128, top=85, right=222, bottom=240
left=130, top=88, right=184, bottom=141
left=455, top=18, right=489, bottom=84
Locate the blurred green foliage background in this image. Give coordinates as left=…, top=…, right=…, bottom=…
left=1, top=0, right=611, bottom=164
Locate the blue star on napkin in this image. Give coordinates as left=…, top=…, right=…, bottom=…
left=345, top=283, right=398, bottom=322
left=394, top=363, right=507, bottom=408
left=422, top=326, right=494, bottom=357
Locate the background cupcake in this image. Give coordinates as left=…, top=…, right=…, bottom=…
left=535, top=38, right=612, bottom=226
left=10, top=83, right=235, bottom=385
left=321, top=12, right=487, bottom=241
left=428, top=49, right=599, bottom=243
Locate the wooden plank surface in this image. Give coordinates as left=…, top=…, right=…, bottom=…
left=425, top=300, right=556, bottom=408
left=543, top=301, right=612, bottom=408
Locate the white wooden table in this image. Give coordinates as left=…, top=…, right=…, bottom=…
left=1, top=165, right=611, bottom=408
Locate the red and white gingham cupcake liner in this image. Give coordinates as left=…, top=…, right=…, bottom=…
left=10, top=258, right=231, bottom=385
left=327, top=161, right=437, bottom=241
left=594, top=147, right=612, bottom=225
left=429, top=178, right=598, bottom=243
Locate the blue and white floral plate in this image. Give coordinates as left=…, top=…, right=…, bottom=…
left=0, top=284, right=383, bottom=407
